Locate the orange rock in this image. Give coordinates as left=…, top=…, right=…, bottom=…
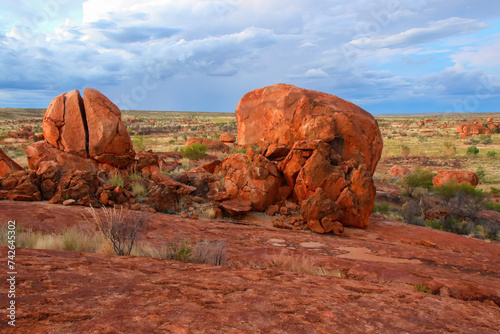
left=219, top=198, right=252, bottom=215
left=186, top=137, right=230, bottom=153
left=487, top=117, right=493, bottom=122
left=219, top=133, right=236, bottom=143
left=43, top=90, right=88, bottom=157
left=235, top=84, right=382, bottom=174
left=433, top=171, right=479, bottom=187
left=0, top=147, right=24, bottom=177
left=83, top=88, right=135, bottom=164
left=389, top=165, right=411, bottom=177
left=219, top=153, right=281, bottom=211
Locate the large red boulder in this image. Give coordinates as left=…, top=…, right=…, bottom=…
left=218, top=153, right=282, bottom=211
left=433, top=171, right=479, bottom=187
left=235, top=84, right=383, bottom=174
left=83, top=88, right=135, bottom=167
left=0, top=147, right=24, bottom=177
left=30, top=88, right=135, bottom=170
left=43, top=90, right=88, bottom=157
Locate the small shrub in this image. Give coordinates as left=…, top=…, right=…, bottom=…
left=486, top=150, right=497, bottom=159
left=491, top=187, right=500, bottom=195
left=414, top=283, right=432, bottom=294
left=132, top=135, right=146, bottom=151
left=131, top=183, right=147, bottom=198
left=476, top=167, right=486, bottom=184
left=168, top=139, right=175, bottom=144
left=479, top=135, right=492, bottom=145
left=180, top=143, right=208, bottom=160
left=109, top=176, right=124, bottom=187
left=424, top=219, right=442, bottom=230
left=234, top=148, right=247, bottom=154
left=182, top=134, right=187, bottom=142
left=466, top=146, right=479, bottom=156
left=443, top=141, right=453, bottom=149
left=128, top=173, right=142, bottom=180
left=433, top=183, right=486, bottom=220
left=400, top=202, right=424, bottom=226
left=87, top=206, right=145, bottom=256
left=398, top=168, right=435, bottom=198
left=487, top=202, right=500, bottom=212
left=169, top=240, right=193, bottom=262
left=191, top=240, right=227, bottom=266
left=373, top=204, right=390, bottom=215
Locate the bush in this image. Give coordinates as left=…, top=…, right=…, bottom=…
left=398, top=168, right=435, bottom=198
left=490, top=187, right=500, bottom=195
left=180, top=143, right=208, bottom=160
left=109, top=176, right=124, bottom=187
left=487, top=202, right=500, bottom=212
left=88, top=206, right=145, bottom=256
left=476, top=167, right=486, bottom=184
left=433, top=183, right=486, bottom=220
left=479, top=135, right=492, bottom=145
left=486, top=150, right=497, bottom=159
left=400, top=201, right=423, bottom=226
left=424, top=219, right=442, bottom=230
left=466, top=146, right=479, bottom=156
left=131, top=183, right=147, bottom=198
left=373, top=204, right=390, bottom=215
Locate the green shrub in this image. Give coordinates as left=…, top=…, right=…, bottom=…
left=109, top=176, right=124, bottom=187
left=491, top=187, right=500, bottom=195
left=476, top=167, right=486, bottom=184
left=466, top=146, right=479, bottom=156
left=486, top=150, right=497, bottom=159
left=398, top=168, right=435, bottom=198
left=424, top=219, right=442, bottom=230
left=180, top=143, right=208, bottom=160
left=487, top=202, right=500, bottom=212
left=131, top=183, right=147, bottom=198
left=234, top=148, right=247, bottom=154
left=168, top=139, right=175, bottom=144
left=373, top=204, right=390, bottom=215
left=480, top=135, right=492, bottom=145
left=433, top=183, right=486, bottom=220
left=414, top=283, right=432, bottom=294
left=170, top=240, right=193, bottom=262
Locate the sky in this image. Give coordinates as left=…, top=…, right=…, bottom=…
left=0, top=0, right=499, bottom=114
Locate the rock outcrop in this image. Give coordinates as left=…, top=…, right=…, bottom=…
left=433, top=171, right=479, bottom=187
left=219, top=153, right=282, bottom=211
left=236, top=83, right=383, bottom=174
left=231, top=84, right=382, bottom=230
left=29, top=88, right=135, bottom=170
left=0, top=147, right=24, bottom=177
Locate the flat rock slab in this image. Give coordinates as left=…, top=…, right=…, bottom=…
left=0, top=201, right=499, bottom=332
left=0, top=247, right=498, bottom=334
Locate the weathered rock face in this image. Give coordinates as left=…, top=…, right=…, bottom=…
left=456, top=124, right=490, bottom=135
left=389, top=165, right=411, bottom=177
left=43, top=90, right=88, bottom=157
left=433, top=171, right=479, bottom=187
left=28, top=88, right=135, bottom=170
left=0, top=170, right=41, bottom=201
left=235, top=84, right=383, bottom=174
left=83, top=88, right=135, bottom=166
left=0, top=147, right=24, bottom=177
left=219, top=153, right=282, bottom=211
left=278, top=140, right=375, bottom=228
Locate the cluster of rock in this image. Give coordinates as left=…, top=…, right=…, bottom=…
left=0, top=84, right=383, bottom=234
left=223, top=84, right=383, bottom=231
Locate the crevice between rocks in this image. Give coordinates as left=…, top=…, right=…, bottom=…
left=78, top=91, right=90, bottom=158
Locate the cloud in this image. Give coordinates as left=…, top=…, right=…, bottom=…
left=102, top=26, right=180, bottom=43
left=303, top=69, right=329, bottom=78
left=348, top=17, right=489, bottom=49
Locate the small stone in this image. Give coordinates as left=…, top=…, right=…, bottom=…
left=63, top=199, right=76, bottom=206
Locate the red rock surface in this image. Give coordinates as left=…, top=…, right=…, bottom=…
left=0, top=147, right=23, bottom=177
left=186, top=137, right=230, bottom=153
left=219, top=133, right=236, bottom=143
left=433, top=171, right=479, bottom=187
left=43, top=90, right=88, bottom=157
left=235, top=84, right=383, bottom=174
left=219, top=153, right=281, bottom=211
left=0, top=201, right=499, bottom=333
left=389, top=164, right=411, bottom=177
left=83, top=88, right=135, bottom=166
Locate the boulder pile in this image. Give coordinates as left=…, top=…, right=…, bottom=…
left=1, top=84, right=383, bottom=234
left=227, top=84, right=383, bottom=230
